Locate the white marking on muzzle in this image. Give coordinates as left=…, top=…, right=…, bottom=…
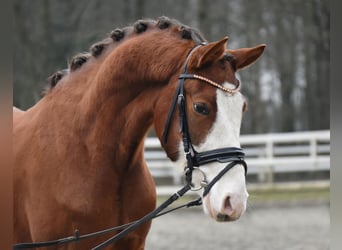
left=193, top=83, right=248, bottom=221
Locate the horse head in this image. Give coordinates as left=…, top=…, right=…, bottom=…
left=154, top=36, right=265, bottom=222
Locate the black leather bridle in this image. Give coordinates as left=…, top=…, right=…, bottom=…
left=162, top=44, right=247, bottom=197
left=13, top=44, right=248, bottom=250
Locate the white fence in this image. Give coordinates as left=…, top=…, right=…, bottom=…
left=144, top=130, right=330, bottom=185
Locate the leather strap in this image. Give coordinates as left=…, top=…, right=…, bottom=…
left=193, top=147, right=246, bottom=166
left=91, top=185, right=192, bottom=250
left=162, top=82, right=183, bottom=144
left=162, top=45, right=203, bottom=145
left=202, top=159, right=247, bottom=197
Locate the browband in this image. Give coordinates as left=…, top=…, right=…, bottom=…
left=179, top=73, right=241, bottom=94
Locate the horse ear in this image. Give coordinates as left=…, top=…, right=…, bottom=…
left=228, top=44, right=266, bottom=71
left=191, top=37, right=229, bottom=68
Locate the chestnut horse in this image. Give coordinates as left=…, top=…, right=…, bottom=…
left=13, top=17, right=265, bottom=249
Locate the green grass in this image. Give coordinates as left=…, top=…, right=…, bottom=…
left=248, top=186, right=330, bottom=203
left=156, top=185, right=330, bottom=208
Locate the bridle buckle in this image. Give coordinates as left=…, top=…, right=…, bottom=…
left=188, top=167, right=208, bottom=191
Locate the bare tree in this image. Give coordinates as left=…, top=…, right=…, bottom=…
left=13, top=0, right=329, bottom=133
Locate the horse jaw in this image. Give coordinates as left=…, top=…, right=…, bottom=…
left=174, top=84, right=248, bottom=222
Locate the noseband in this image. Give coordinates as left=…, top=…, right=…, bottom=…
left=162, top=44, right=247, bottom=197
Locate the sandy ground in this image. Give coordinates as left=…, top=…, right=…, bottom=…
left=145, top=202, right=329, bottom=250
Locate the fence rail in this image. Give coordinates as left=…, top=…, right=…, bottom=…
left=144, top=130, right=330, bottom=186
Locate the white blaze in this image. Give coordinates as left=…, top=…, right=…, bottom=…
left=175, top=82, right=248, bottom=221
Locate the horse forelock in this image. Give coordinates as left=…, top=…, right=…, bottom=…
left=41, top=16, right=207, bottom=96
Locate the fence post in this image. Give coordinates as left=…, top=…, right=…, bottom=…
left=310, top=137, right=317, bottom=170
left=265, top=138, right=274, bottom=184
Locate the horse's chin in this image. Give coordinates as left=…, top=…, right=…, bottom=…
left=215, top=213, right=236, bottom=222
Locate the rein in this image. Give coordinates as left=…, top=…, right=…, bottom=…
left=13, top=44, right=247, bottom=250
left=13, top=185, right=202, bottom=250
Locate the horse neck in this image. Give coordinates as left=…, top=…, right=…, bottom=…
left=81, top=87, right=157, bottom=169
left=77, top=33, right=190, bottom=169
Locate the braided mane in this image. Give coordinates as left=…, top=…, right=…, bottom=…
left=43, top=16, right=206, bottom=95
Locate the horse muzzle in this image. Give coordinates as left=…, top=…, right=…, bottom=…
left=201, top=162, right=248, bottom=222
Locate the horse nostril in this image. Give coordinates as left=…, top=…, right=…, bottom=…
left=224, top=195, right=234, bottom=216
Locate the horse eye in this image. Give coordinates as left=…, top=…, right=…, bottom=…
left=193, top=103, right=210, bottom=115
